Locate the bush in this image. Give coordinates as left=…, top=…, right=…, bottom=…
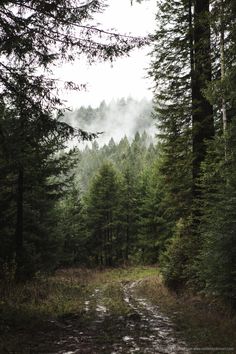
left=160, top=218, right=193, bottom=290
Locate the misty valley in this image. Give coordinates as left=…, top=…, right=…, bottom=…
left=63, top=98, right=154, bottom=147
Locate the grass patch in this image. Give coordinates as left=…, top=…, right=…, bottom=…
left=0, top=266, right=158, bottom=325
left=102, top=282, right=130, bottom=315
left=135, top=275, right=236, bottom=354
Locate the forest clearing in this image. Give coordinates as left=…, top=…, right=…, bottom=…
left=0, top=267, right=235, bottom=354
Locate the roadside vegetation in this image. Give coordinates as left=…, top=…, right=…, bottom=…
left=0, top=267, right=236, bottom=353
left=0, top=267, right=157, bottom=329
left=135, top=275, right=236, bottom=354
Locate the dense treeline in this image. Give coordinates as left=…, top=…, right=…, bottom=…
left=56, top=131, right=160, bottom=266
left=150, top=0, right=236, bottom=305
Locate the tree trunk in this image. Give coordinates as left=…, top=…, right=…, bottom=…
left=192, top=0, right=214, bottom=196
left=15, top=166, right=24, bottom=260
left=125, top=214, right=130, bottom=261
left=220, top=0, right=227, bottom=133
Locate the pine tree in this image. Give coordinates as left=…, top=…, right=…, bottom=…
left=150, top=0, right=236, bottom=299
left=85, top=162, right=121, bottom=266
left=192, top=0, right=214, bottom=195
left=150, top=0, right=193, bottom=220
left=195, top=0, right=236, bottom=304
left=150, top=0, right=215, bottom=288
left=150, top=0, right=193, bottom=283
left=0, top=1, right=145, bottom=275
left=197, top=129, right=236, bottom=305
left=119, top=165, right=139, bottom=261
left=56, top=184, right=88, bottom=266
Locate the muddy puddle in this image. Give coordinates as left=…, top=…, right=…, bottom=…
left=6, top=281, right=189, bottom=353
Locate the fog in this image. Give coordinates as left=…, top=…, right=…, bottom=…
left=63, top=97, right=156, bottom=148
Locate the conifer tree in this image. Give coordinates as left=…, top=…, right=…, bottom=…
left=0, top=1, right=146, bottom=275
left=195, top=0, right=236, bottom=303
left=150, top=0, right=193, bottom=221
left=197, top=129, right=236, bottom=305
left=150, top=0, right=236, bottom=299
left=85, top=162, right=121, bottom=266
left=150, top=0, right=214, bottom=287
left=119, top=165, right=139, bottom=261
left=56, top=184, right=88, bottom=266
left=192, top=0, right=214, bottom=193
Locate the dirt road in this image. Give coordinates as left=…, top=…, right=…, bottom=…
left=22, top=280, right=188, bottom=354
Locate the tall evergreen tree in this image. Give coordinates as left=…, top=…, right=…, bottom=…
left=195, top=0, right=236, bottom=304
left=0, top=1, right=146, bottom=276
left=197, top=129, right=236, bottom=305
left=85, top=162, right=121, bottom=266
left=150, top=0, right=215, bottom=288
left=119, top=165, right=139, bottom=261
left=192, top=0, right=214, bottom=197
left=150, top=0, right=236, bottom=300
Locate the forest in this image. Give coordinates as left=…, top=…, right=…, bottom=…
left=57, top=125, right=157, bottom=267
left=0, top=0, right=236, bottom=353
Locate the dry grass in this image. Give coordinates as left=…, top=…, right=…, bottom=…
left=0, top=266, right=158, bottom=324
left=0, top=270, right=90, bottom=330
left=135, top=276, right=236, bottom=354
left=54, top=265, right=159, bottom=286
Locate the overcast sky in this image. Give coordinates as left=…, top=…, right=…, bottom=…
left=55, top=0, right=157, bottom=109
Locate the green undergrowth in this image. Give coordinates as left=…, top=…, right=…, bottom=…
left=0, top=278, right=85, bottom=331
left=135, top=276, right=236, bottom=354
left=0, top=266, right=157, bottom=326
left=102, top=282, right=130, bottom=315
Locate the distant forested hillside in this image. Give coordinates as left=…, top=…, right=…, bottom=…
left=73, top=131, right=155, bottom=193
left=63, top=98, right=154, bottom=144
left=57, top=131, right=161, bottom=266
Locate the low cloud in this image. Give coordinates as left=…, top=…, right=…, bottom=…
left=63, top=97, right=156, bottom=148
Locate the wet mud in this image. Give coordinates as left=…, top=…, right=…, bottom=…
left=5, top=281, right=189, bottom=353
